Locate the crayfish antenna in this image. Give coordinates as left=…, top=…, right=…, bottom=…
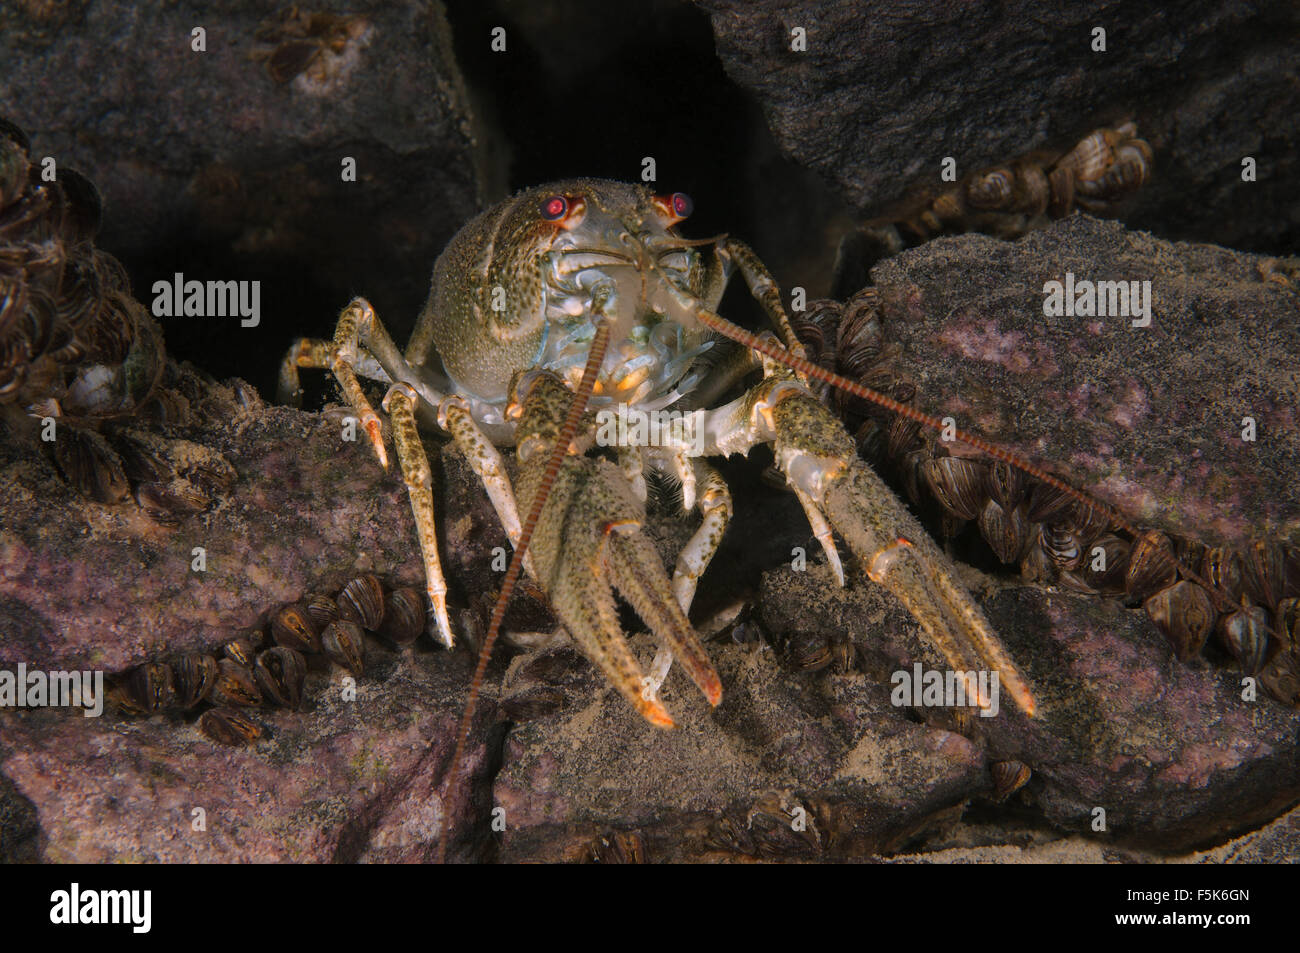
left=437, top=318, right=612, bottom=864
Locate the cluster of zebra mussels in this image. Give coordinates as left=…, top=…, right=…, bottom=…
left=112, top=575, right=427, bottom=744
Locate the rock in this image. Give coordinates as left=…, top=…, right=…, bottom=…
left=0, top=0, right=481, bottom=389
left=870, top=215, right=1300, bottom=551
left=0, top=645, right=492, bottom=862
left=696, top=0, right=1300, bottom=253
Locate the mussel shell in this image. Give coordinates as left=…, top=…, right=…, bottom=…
left=886, top=413, right=922, bottom=461
left=337, top=574, right=385, bottom=630
left=1047, top=165, right=1076, bottom=216
left=585, top=831, right=646, bottom=864
left=377, top=588, right=424, bottom=646
left=54, top=167, right=103, bottom=243
left=985, top=462, right=1025, bottom=510
left=1144, top=580, right=1216, bottom=662
left=1278, top=598, right=1300, bottom=647
left=1218, top=605, right=1271, bottom=676
left=1201, top=547, right=1243, bottom=596
left=127, top=662, right=175, bottom=712
left=502, top=687, right=566, bottom=722
left=1025, top=481, right=1074, bottom=524
left=135, top=479, right=209, bottom=524
left=1079, top=534, right=1129, bottom=593
left=978, top=499, right=1030, bottom=565
left=1020, top=539, right=1058, bottom=586
left=966, top=167, right=1015, bottom=210
left=990, top=760, right=1032, bottom=801
left=1242, top=539, right=1286, bottom=611
left=199, top=707, right=263, bottom=745
left=51, top=427, right=131, bottom=504
left=923, top=456, right=987, bottom=521
left=1125, top=531, right=1178, bottom=602
left=303, top=593, right=339, bottom=629
left=321, top=620, right=365, bottom=675
left=211, top=659, right=262, bottom=707
left=1259, top=650, right=1300, bottom=707
left=786, top=633, right=833, bottom=672
left=1039, top=523, right=1084, bottom=571
left=222, top=637, right=257, bottom=668
left=172, top=653, right=218, bottom=708
left=253, top=646, right=307, bottom=709
left=271, top=603, right=321, bottom=654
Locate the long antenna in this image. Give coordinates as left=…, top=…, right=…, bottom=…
left=437, top=319, right=611, bottom=863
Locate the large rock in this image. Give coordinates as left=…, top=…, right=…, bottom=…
left=0, top=0, right=481, bottom=390
left=871, top=215, right=1300, bottom=551
left=696, top=0, right=1300, bottom=253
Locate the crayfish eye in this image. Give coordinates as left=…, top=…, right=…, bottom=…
left=541, top=195, right=568, bottom=221
left=671, top=192, right=693, bottom=218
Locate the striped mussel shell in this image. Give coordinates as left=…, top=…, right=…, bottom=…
left=965, top=167, right=1015, bottom=210
left=271, top=603, right=321, bottom=654
left=1025, top=481, right=1075, bottom=525
left=1125, top=531, right=1179, bottom=603
left=376, top=587, right=424, bottom=646
left=923, top=456, right=987, bottom=521
left=785, top=632, right=834, bottom=672
left=50, top=427, right=131, bottom=504
left=990, top=760, right=1032, bottom=801
left=254, top=646, right=307, bottom=709
left=985, top=462, right=1026, bottom=510
left=1075, top=139, right=1153, bottom=203
left=1242, top=539, right=1286, bottom=612
left=1201, top=547, right=1243, bottom=597
left=222, top=636, right=258, bottom=669
left=1278, top=598, right=1300, bottom=647
left=978, top=498, right=1032, bottom=565
left=321, top=620, right=366, bottom=676
left=1078, top=534, right=1129, bottom=593
left=337, top=574, right=385, bottom=630
left=1020, top=538, right=1058, bottom=587
left=502, top=687, right=566, bottom=723
left=303, top=593, right=340, bottom=630
left=1047, top=165, right=1076, bottom=217
left=1259, top=645, right=1300, bottom=707
left=211, top=659, right=262, bottom=707
left=172, top=653, right=218, bottom=709
left=126, top=661, right=175, bottom=713
left=836, top=287, right=884, bottom=381
left=1218, top=604, right=1271, bottom=676
left=199, top=707, right=262, bottom=746
left=1144, top=579, right=1217, bottom=662
left=1039, top=523, right=1085, bottom=572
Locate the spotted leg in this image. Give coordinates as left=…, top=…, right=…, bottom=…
left=381, top=383, right=455, bottom=648
left=643, top=457, right=733, bottom=701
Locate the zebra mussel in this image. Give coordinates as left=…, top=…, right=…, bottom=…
left=112, top=574, right=426, bottom=744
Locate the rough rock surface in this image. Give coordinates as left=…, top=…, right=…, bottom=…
left=1, top=217, right=1299, bottom=861
left=871, top=215, right=1300, bottom=551
left=0, top=0, right=481, bottom=386
left=696, top=0, right=1300, bottom=253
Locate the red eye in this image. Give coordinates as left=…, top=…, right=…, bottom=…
left=541, top=195, right=568, bottom=221
left=671, top=192, right=693, bottom=218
